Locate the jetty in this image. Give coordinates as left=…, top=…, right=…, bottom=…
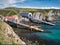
left=5, top=20, right=44, bottom=32
left=41, top=20, right=55, bottom=26
left=2, top=15, right=44, bottom=32
left=18, top=23, right=44, bottom=32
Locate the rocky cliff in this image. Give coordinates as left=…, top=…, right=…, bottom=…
left=0, top=21, right=26, bottom=45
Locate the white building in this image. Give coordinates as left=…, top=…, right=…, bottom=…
left=4, top=15, right=19, bottom=24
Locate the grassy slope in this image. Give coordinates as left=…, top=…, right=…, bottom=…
left=0, top=7, right=59, bottom=16
left=0, top=21, right=16, bottom=45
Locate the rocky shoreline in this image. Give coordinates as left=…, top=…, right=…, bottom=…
left=13, top=27, right=46, bottom=45
left=0, top=21, right=26, bottom=45
left=13, top=26, right=60, bottom=45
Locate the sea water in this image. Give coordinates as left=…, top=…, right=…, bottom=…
left=34, top=22, right=60, bottom=45
left=13, top=21, right=60, bottom=45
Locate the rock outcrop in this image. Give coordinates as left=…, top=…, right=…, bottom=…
left=0, top=21, right=26, bottom=45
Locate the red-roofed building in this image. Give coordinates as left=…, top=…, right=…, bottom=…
left=4, top=15, right=19, bottom=24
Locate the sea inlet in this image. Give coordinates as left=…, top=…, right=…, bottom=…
left=13, top=21, right=60, bottom=45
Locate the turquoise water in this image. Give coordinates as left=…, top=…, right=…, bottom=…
left=22, top=22, right=60, bottom=45
left=14, top=21, right=60, bottom=45
left=35, top=29, right=60, bottom=41
left=35, top=22, right=60, bottom=43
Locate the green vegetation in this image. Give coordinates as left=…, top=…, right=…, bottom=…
left=0, top=7, right=60, bottom=45
left=0, top=21, right=17, bottom=45
left=0, top=7, right=60, bottom=16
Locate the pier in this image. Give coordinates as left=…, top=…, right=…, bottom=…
left=3, top=14, right=55, bottom=32
left=41, top=20, right=55, bottom=26
left=18, top=23, right=44, bottom=32
left=5, top=21, right=44, bottom=32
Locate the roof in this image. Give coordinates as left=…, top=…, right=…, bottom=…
left=5, top=15, right=18, bottom=19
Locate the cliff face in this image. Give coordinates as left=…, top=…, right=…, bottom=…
left=0, top=21, right=25, bottom=45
